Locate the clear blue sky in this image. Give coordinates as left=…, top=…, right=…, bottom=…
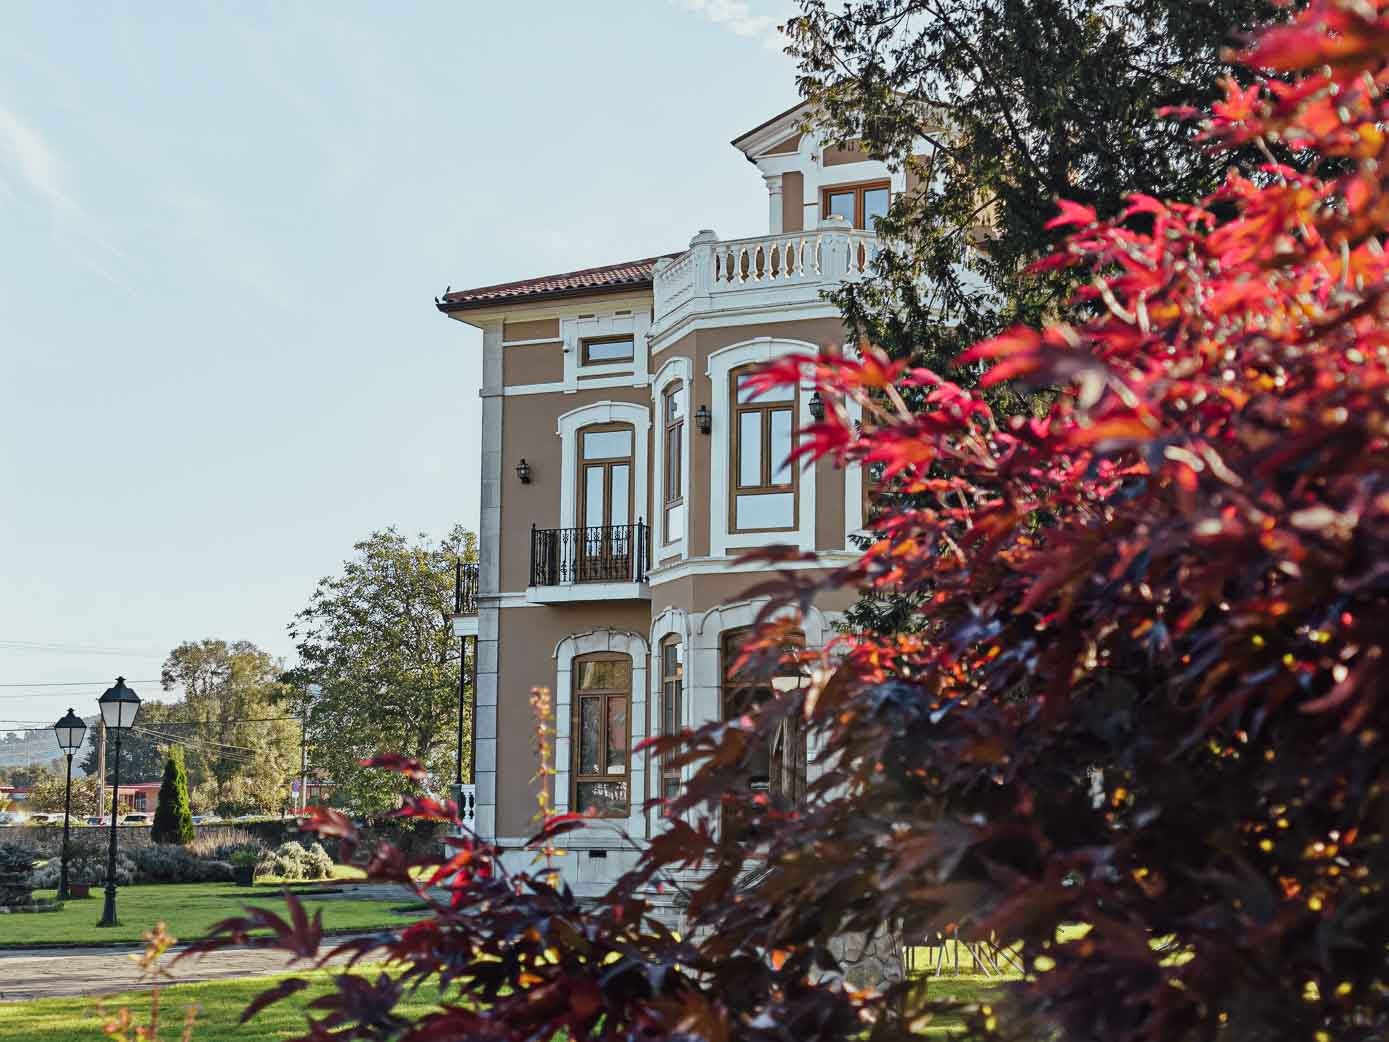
left=0, top=2, right=800, bottom=729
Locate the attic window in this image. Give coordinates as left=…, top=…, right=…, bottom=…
left=823, top=181, right=890, bottom=230
left=581, top=335, right=635, bottom=365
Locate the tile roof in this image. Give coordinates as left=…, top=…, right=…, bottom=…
left=437, top=255, right=679, bottom=312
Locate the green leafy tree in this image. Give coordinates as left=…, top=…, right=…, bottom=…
left=785, top=0, right=1292, bottom=372
left=79, top=700, right=177, bottom=784
left=26, top=768, right=100, bottom=817
left=158, top=640, right=298, bottom=814
left=286, top=525, right=477, bottom=816
left=150, top=747, right=193, bottom=845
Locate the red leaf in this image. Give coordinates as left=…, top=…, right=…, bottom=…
left=239, top=977, right=310, bottom=1023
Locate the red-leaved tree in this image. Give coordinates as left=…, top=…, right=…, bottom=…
left=188, top=3, right=1389, bottom=1039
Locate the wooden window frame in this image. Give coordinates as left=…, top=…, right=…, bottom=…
left=662, top=381, right=684, bottom=545
left=729, top=367, right=797, bottom=534
left=821, top=179, right=891, bottom=230
left=720, top=628, right=807, bottom=807
left=660, top=637, right=683, bottom=803
left=578, top=422, right=635, bottom=530
left=571, top=651, right=632, bottom=818
left=580, top=334, right=635, bottom=366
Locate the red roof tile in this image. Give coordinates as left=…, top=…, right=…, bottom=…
left=437, top=255, right=679, bottom=312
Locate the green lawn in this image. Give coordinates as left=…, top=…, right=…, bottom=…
left=0, top=967, right=998, bottom=1041
left=0, top=883, right=425, bottom=948
left=0, top=965, right=446, bottom=1042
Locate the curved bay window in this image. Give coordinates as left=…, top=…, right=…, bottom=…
left=731, top=368, right=796, bottom=533
left=660, top=637, right=683, bottom=803
left=572, top=653, right=631, bottom=816
left=720, top=628, right=807, bottom=806
left=662, top=383, right=685, bottom=544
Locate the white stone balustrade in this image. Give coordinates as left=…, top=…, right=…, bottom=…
left=652, top=218, right=879, bottom=335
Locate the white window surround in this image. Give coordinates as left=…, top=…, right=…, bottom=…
left=651, top=356, right=692, bottom=562
left=556, top=401, right=652, bottom=538
left=563, top=311, right=651, bottom=386
left=553, top=628, right=649, bottom=841
left=707, top=337, right=818, bottom=556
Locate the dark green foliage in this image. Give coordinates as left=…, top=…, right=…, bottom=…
left=0, top=843, right=37, bottom=907
left=151, top=747, right=194, bottom=845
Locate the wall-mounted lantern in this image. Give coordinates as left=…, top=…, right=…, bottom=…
left=808, top=391, right=825, bottom=422
left=515, top=458, right=532, bottom=484
left=695, top=404, right=712, bottom=435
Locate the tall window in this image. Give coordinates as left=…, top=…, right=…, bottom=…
left=572, top=653, right=631, bottom=816
left=660, top=637, right=683, bottom=802
left=721, top=629, right=806, bottom=807
left=731, top=368, right=795, bottom=532
left=578, top=425, right=635, bottom=581
left=822, top=181, right=890, bottom=229
left=662, top=383, right=685, bottom=543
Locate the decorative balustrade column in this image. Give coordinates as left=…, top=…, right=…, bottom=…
left=817, top=214, right=853, bottom=282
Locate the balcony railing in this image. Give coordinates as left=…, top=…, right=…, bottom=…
left=454, top=561, right=479, bottom=616
left=530, top=522, right=650, bottom=587
left=652, top=219, right=880, bottom=332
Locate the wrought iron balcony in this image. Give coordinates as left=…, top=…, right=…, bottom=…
left=530, top=522, right=650, bottom=588
left=454, top=561, right=479, bottom=616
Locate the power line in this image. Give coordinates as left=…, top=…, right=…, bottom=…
left=0, top=679, right=161, bottom=689
left=0, top=640, right=165, bottom=658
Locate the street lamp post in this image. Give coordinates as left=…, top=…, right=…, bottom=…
left=51, top=708, right=87, bottom=902
left=96, top=677, right=140, bottom=927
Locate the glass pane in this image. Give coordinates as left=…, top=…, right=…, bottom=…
left=737, top=376, right=793, bottom=403
left=736, top=492, right=795, bottom=530
left=826, top=191, right=855, bottom=222
left=665, top=502, right=684, bottom=541
left=578, top=660, right=608, bottom=690
left=606, top=697, right=627, bottom=773
left=611, top=658, right=631, bottom=691
left=578, top=696, right=600, bottom=774
left=863, top=187, right=890, bottom=225
left=665, top=426, right=682, bottom=501
left=739, top=412, right=763, bottom=487
left=666, top=385, right=685, bottom=421
left=662, top=776, right=680, bottom=802
left=584, top=337, right=633, bottom=362
left=770, top=408, right=793, bottom=485
left=583, top=429, right=632, bottom=460
left=584, top=467, right=605, bottom=528
left=576, top=781, right=628, bottom=815
left=610, top=464, right=630, bottom=526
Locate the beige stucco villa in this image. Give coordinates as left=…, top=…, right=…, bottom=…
left=437, top=101, right=921, bottom=895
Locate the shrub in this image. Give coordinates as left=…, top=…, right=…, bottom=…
left=0, top=843, right=37, bottom=907
left=304, top=841, right=334, bottom=879
left=150, top=748, right=194, bottom=845
left=132, top=844, right=233, bottom=884
left=188, top=828, right=265, bottom=861
left=32, top=835, right=134, bottom=889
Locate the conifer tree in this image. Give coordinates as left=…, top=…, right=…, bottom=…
left=150, top=746, right=193, bottom=845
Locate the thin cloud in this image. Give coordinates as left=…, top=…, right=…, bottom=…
left=674, top=0, right=789, bottom=51
left=0, top=103, right=79, bottom=218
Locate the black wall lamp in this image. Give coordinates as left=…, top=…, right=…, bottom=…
left=808, top=391, right=825, bottom=422
left=515, top=458, right=532, bottom=484
left=695, top=404, right=712, bottom=435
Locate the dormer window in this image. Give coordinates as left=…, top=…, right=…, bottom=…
left=823, top=181, right=890, bottom=230
left=581, top=335, right=635, bottom=365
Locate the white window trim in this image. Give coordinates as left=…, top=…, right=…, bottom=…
left=707, top=337, right=818, bottom=556
left=553, top=628, right=649, bottom=839
left=564, top=311, right=651, bottom=385
left=651, top=356, right=692, bottom=562
left=556, top=401, right=651, bottom=539
left=649, top=608, right=689, bottom=830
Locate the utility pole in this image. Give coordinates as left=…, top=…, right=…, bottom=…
left=96, top=718, right=107, bottom=821
left=299, top=711, right=308, bottom=813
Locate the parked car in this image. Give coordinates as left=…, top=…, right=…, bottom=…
left=25, top=812, right=62, bottom=825
left=85, top=815, right=110, bottom=826
left=0, top=811, right=21, bottom=826
left=119, top=813, right=151, bottom=826
left=191, top=814, right=220, bottom=825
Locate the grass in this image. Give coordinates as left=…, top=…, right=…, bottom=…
left=0, top=965, right=447, bottom=1042
left=0, top=883, right=425, bottom=948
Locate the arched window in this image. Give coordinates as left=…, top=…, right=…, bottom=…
left=720, top=627, right=806, bottom=804
left=571, top=652, right=632, bottom=816
left=730, top=366, right=796, bottom=533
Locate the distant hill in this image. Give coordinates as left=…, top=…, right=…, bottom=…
left=0, top=716, right=99, bottom=775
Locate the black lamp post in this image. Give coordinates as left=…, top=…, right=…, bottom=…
left=51, top=708, right=87, bottom=901
left=96, top=677, right=140, bottom=927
